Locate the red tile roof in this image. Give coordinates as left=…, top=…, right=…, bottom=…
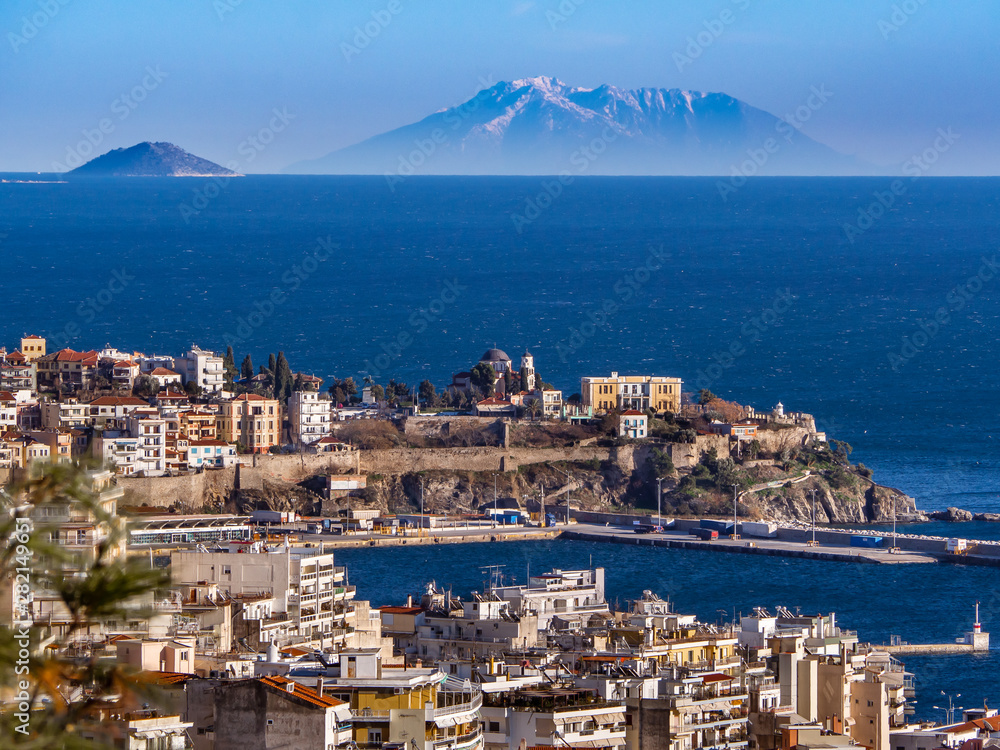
left=89, top=396, right=149, bottom=406
left=0, top=391, right=15, bottom=402
left=258, top=675, right=345, bottom=709
left=620, top=409, right=645, bottom=416
left=150, top=367, right=179, bottom=376
left=5, top=350, right=26, bottom=363
left=22, top=335, right=44, bottom=340
left=380, top=606, right=423, bottom=614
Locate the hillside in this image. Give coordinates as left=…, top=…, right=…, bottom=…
left=69, top=141, right=241, bottom=177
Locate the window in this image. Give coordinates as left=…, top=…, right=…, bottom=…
left=489, top=722, right=500, bottom=733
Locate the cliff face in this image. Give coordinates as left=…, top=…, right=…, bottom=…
left=737, top=479, right=921, bottom=524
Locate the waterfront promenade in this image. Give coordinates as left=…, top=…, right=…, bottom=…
left=284, top=517, right=1000, bottom=567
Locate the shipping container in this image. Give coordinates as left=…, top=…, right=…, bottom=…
left=741, top=521, right=778, bottom=538
left=947, top=538, right=968, bottom=553
left=250, top=510, right=297, bottom=524
left=700, top=519, right=734, bottom=534
left=690, top=528, right=719, bottom=540
left=850, top=535, right=883, bottom=548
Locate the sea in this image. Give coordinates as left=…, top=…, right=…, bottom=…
left=3, top=174, right=998, bottom=716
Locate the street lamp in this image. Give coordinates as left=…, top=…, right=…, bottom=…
left=809, top=488, right=818, bottom=546
left=933, top=692, right=963, bottom=725
left=656, top=476, right=663, bottom=529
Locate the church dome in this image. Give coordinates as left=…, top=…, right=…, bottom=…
left=481, top=348, right=511, bottom=362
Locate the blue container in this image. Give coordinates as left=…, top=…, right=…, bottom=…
left=850, top=535, right=883, bottom=548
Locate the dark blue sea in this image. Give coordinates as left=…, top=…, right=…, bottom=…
left=4, top=174, right=998, bottom=719
left=3, top=174, right=999, bottom=514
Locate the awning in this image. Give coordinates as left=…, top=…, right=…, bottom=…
left=599, top=713, right=626, bottom=726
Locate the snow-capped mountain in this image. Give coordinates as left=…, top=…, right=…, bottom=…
left=288, top=76, right=864, bottom=176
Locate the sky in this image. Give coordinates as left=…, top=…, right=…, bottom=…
left=1, top=0, right=999, bottom=174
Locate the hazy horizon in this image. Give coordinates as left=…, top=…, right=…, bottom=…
left=3, top=1, right=999, bottom=175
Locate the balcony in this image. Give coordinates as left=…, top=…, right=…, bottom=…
left=432, top=723, right=483, bottom=750
left=434, top=692, right=482, bottom=720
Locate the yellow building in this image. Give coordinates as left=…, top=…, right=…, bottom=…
left=20, top=334, right=46, bottom=362
left=324, top=651, right=484, bottom=750
left=217, top=393, right=280, bottom=453
left=581, top=372, right=682, bottom=414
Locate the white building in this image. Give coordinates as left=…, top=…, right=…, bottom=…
left=0, top=391, right=16, bottom=430
left=171, top=547, right=357, bottom=644
left=618, top=409, right=648, bottom=438
left=173, top=345, right=224, bottom=393
left=287, top=390, right=332, bottom=446
left=187, top=438, right=237, bottom=469
left=494, top=568, right=608, bottom=630
left=128, top=414, right=167, bottom=476
left=93, top=430, right=140, bottom=476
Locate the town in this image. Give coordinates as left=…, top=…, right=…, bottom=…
left=1, top=335, right=997, bottom=749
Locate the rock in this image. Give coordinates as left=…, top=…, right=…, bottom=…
left=929, top=507, right=974, bottom=522
left=974, top=512, right=1000, bottom=523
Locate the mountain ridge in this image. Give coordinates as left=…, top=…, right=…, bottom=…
left=288, top=76, right=866, bottom=176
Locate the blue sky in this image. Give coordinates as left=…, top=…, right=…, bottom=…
left=2, top=0, right=998, bottom=174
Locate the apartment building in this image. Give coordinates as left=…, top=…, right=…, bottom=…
left=88, top=395, right=151, bottom=426
left=482, top=687, right=626, bottom=750
left=41, top=398, right=92, bottom=430
left=171, top=547, right=357, bottom=644
left=0, top=391, right=16, bottom=430
left=320, top=651, right=484, bottom=750
left=93, top=430, right=141, bottom=475
left=173, top=345, right=225, bottom=393
left=128, top=413, right=168, bottom=476
left=0, top=350, right=36, bottom=392
left=581, top=372, right=683, bottom=414
left=288, top=390, right=332, bottom=446
left=494, top=568, right=608, bottom=630
left=35, top=348, right=100, bottom=391
left=218, top=393, right=280, bottom=453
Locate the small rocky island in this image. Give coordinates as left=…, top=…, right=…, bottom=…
left=69, top=141, right=242, bottom=177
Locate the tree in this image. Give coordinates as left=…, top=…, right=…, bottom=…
left=519, top=368, right=529, bottom=392
left=184, top=380, right=203, bottom=397
left=697, top=389, right=717, bottom=405
left=418, top=380, right=437, bottom=406
left=503, top=369, right=513, bottom=395
left=0, top=463, right=168, bottom=749
left=274, top=352, right=293, bottom=403
left=240, top=354, right=254, bottom=381
left=469, top=362, right=496, bottom=396
left=132, top=374, right=156, bottom=399
left=650, top=447, right=675, bottom=477
left=371, top=384, right=385, bottom=402
left=223, top=346, right=238, bottom=387
left=527, top=399, right=542, bottom=421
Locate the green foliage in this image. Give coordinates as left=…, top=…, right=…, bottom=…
left=240, top=354, right=254, bottom=380
left=0, top=463, right=168, bottom=749
left=855, top=463, right=873, bottom=479
left=274, top=352, right=293, bottom=403
left=371, top=384, right=385, bottom=402
left=223, top=346, right=237, bottom=388
left=469, top=362, right=496, bottom=396
left=519, top=368, right=530, bottom=393
left=418, top=379, right=436, bottom=406
left=131, top=374, right=155, bottom=399
left=697, top=389, right=717, bottom=405
left=650, top=448, right=674, bottom=477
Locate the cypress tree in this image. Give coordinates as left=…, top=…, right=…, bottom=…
left=275, top=352, right=293, bottom=403
left=240, top=354, right=254, bottom=380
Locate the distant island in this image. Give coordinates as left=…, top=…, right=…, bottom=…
left=288, top=76, right=867, bottom=177
left=69, top=141, right=242, bottom=177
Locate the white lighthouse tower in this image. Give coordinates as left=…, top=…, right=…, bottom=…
left=964, top=601, right=990, bottom=651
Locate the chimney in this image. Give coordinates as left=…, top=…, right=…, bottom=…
left=316, top=678, right=324, bottom=697
left=407, top=595, right=413, bottom=607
